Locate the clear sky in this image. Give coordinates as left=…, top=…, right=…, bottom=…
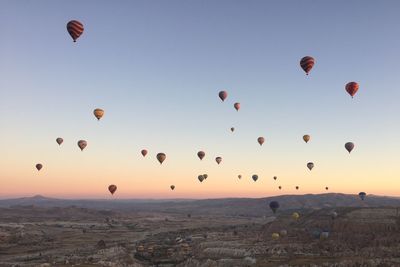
left=1, top=0, right=400, bottom=199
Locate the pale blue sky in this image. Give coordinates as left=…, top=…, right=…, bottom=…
left=1, top=1, right=400, bottom=198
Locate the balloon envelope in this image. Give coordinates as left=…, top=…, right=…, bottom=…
left=345, top=142, right=355, bottom=153
left=93, top=108, right=104, bottom=120
left=108, top=185, right=117, bottom=195
left=238, top=175, right=242, bottom=179
left=197, top=151, right=205, bottom=160
left=215, top=157, right=222, bottom=164
left=157, top=153, right=166, bottom=164
left=78, top=140, right=87, bottom=151
left=292, top=212, right=300, bottom=220
left=67, top=20, right=84, bottom=42
left=300, top=56, right=315, bottom=75
left=35, top=164, right=43, bottom=171
left=230, top=127, right=235, bottom=132
left=303, top=135, right=310, bottom=143
left=252, top=174, right=258, bottom=182
left=345, top=82, right=359, bottom=98
left=307, top=162, right=314, bottom=170
left=257, top=137, right=265, bottom=146
left=359, top=192, right=366, bottom=200
left=141, top=149, right=148, bottom=157
left=273, top=176, right=277, bottom=180
left=272, top=233, right=280, bottom=240
left=269, top=201, right=280, bottom=213
left=56, top=138, right=63, bottom=145
left=218, top=91, right=227, bottom=101
left=234, top=102, right=240, bottom=111
left=170, top=185, right=175, bottom=190
left=198, top=175, right=204, bottom=182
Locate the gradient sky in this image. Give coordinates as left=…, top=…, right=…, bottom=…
left=1, top=0, right=400, bottom=199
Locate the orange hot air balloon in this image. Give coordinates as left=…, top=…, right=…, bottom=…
left=108, top=184, right=117, bottom=195
left=56, top=137, right=64, bottom=145
left=157, top=153, right=166, bottom=164
left=307, top=162, right=314, bottom=171
left=141, top=149, right=148, bottom=157
left=230, top=127, right=235, bottom=132
left=197, top=151, right=205, bottom=160
left=170, top=185, right=175, bottom=190
left=345, top=142, right=355, bottom=153
left=215, top=157, right=222, bottom=165
left=36, top=163, right=43, bottom=171
left=93, top=108, right=104, bottom=120
left=257, top=137, right=265, bottom=146
left=218, top=91, right=227, bottom=102
left=303, top=135, right=310, bottom=143
left=300, top=56, right=315, bottom=75
left=77, top=140, right=87, bottom=151
left=67, top=20, right=84, bottom=42
left=345, top=82, right=359, bottom=98
left=234, top=102, right=240, bottom=111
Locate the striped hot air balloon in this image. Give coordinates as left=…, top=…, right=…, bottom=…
left=67, top=20, right=84, bottom=42
left=300, top=56, right=315, bottom=75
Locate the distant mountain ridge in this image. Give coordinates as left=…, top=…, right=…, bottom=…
left=1, top=193, right=400, bottom=217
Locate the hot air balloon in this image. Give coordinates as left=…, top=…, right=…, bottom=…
left=269, top=201, right=280, bottom=214
left=215, top=157, right=222, bottom=165
left=35, top=163, right=43, bottom=171
left=218, top=91, right=227, bottom=102
left=325, top=187, right=329, bottom=191
left=359, top=192, right=366, bottom=201
left=280, top=229, right=287, bottom=237
left=252, top=174, right=258, bottom=182
left=272, top=233, right=280, bottom=240
left=292, top=212, right=300, bottom=220
left=234, top=102, right=240, bottom=111
left=238, top=175, right=242, bottom=179
left=141, top=149, right=148, bottom=157
left=198, top=175, right=204, bottom=182
left=56, top=138, right=63, bottom=145
left=300, top=56, right=315, bottom=75
left=307, top=162, right=314, bottom=171
left=170, top=185, right=175, bottom=190
left=345, top=142, right=354, bottom=153
left=257, top=137, right=265, bottom=146
left=273, top=176, right=277, bottom=180
left=296, top=186, right=299, bottom=190
left=67, top=20, right=84, bottom=42
left=93, top=108, right=104, bottom=120
left=197, top=151, right=205, bottom=160
left=303, top=135, right=310, bottom=143
left=230, top=127, right=235, bottom=132
left=345, top=82, right=359, bottom=98
left=78, top=140, right=87, bottom=151
left=108, top=184, right=117, bottom=195
left=157, top=153, right=166, bottom=164
left=203, top=174, right=208, bottom=179
left=278, top=186, right=282, bottom=190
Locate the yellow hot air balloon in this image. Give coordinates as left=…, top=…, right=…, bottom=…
left=93, top=108, right=104, bottom=120
left=292, top=212, right=300, bottom=220
left=272, top=233, right=280, bottom=240
left=303, top=135, right=310, bottom=143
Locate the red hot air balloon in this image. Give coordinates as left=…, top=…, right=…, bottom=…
left=141, top=149, right=148, bottom=157
left=300, top=56, right=315, bottom=75
left=234, top=102, right=240, bottom=111
left=108, top=184, right=117, bottom=195
left=218, top=91, right=227, bottom=102
left=56, top=138, right=63, bottom=145
left=257, top=137, right=265, bottom=146
left=197, top=151, right=205, bottom=160
left=78, top=140, right=87, bottom=151
left=36, top=164, right=43, bottom=171
left=157, top=153, right=166, bottom=164
left=345, top=142, right=355, bottom=153
left=215, top=157, right=222, bottom=165
left=67, top=20, right=84, bottom=42
left=345, top=82, right=359, bottom=98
